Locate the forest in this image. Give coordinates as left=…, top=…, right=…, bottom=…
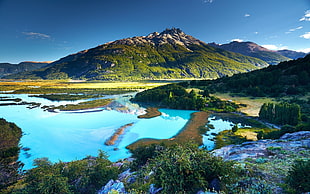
left=132, top=84, right=239, bottom=112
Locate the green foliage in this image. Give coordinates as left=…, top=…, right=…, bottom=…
left=134, top=143, right=238, bottom=193
left=259, top=102, right=301, bottom=125
left=232, top=124, right=239, bottom=133
left=184, top=55, right=310, bottom=121
left=256, top=123, right=309, bottom=140
left=132, top=84, right=239, bottom=111
left=0, top=118, right=23, bottom=191
left=285, top=159, right=310, bottom=193
left=11, top=151, right=120, bottom=194
left=129, top=144, right=163, bottom=171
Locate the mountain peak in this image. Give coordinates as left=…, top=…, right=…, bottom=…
left=108, top=28, right=203, bottom=47
left=159, top=28, right=184, bottom=35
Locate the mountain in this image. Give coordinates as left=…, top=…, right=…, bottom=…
left=6, top=28, right=268, bottom=80
left=208, top=41, right=291, bottom=65
left=189, top=53, right=310, bottom=98
left=276, top=49, right=307, bottom=59
left=0, top=61, right=49, bottom=78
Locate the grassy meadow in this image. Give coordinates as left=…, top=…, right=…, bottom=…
left=212, top=92, right=276, bottom=116
left=0, top=80, right=172, bottom=93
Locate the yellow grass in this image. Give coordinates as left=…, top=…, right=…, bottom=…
left=235, top=129, right=258, bottom=141
left=212, top=93, right=276, bottom=116
left=0, top=80, right=169, bottom=91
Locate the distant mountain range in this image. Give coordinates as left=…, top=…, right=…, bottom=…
left=208, top=41, right=307, bottom=65
left=276, top=49, right=307, bottom=59
left=0, top=61, right=49, bottom=78
left=6, top=28, right=269, bottom=80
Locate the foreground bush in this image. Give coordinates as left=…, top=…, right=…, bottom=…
left=132, top=143, right=239, bottom=193
left=0, top=118, right=23, bottom=191
left=285, top=159, right=310, bottom=193
left=7, top=151, right=119, bottom=194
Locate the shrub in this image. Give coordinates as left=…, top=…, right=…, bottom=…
left=129, top=144, right=164, bottom=171
left=232, top=125, right=239, bottom=133
left=145, top=143, right=238, bottom=193
left=285, top=159, right=310, bottom=193
left=11, top=151, right=119, bottom=194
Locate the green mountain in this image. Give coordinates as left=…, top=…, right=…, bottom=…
left=195, top=53, right=310, bottom=97
left=132, top=54, right=310, bottom=122
left=7, top=28, right=268, bottom=80
left=0, top=61, right=49, bottom=78
left=209, top=41, right=291, bottom=65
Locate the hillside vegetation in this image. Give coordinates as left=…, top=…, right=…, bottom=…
left=0, top=119, right=22, bottom=190
left=6, top=28, right=268, bottom=80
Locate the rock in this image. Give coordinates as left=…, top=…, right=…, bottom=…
left=212, top=131, right=310, bottom=161
left=112, top=162, right=124, bottom=168
left=118, top=169, right=132, bottom=182
left=280, top=131, right=310, bottom=140
left=97, top=179, right=126, bottom=194
left=149, top=184, right=162, bottom=194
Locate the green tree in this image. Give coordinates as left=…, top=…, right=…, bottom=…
left=259, top=103, right=301, bottom=125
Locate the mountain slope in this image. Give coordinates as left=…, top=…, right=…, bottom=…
left=276, top=49, right=307, bottom=59
left=7, top=28, right=268, bottom=80
left=0, top=62, right=49, bottom=78
left=209, top=41, right=291, bottom=65
left=205, top=54, right=310, bottom=95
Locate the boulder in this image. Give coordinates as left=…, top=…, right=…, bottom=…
left=97, top=179, right=126, bottom=194
left=212, top=131, right=310, bottom=161
left=280, top=131, right=310, bottom=140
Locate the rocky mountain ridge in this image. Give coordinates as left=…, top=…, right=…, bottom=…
left=208, top=41, right=306, bottom=65
left=108, top=28, right=204, bottom=48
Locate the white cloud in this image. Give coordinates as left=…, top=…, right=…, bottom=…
left=262, top=44, right=288, bottom=50
left=22, top=32, right=51, bottom=39
left=254, top=32, right=259, bottom=35
left=244, top=13, right=250, bottom=17
left=300, top=10, right=310, bottom=21
left=262, top=45, right=278, bottom=50
left=297, top=48, right=310, bottom=53
left=286, top=26, right=303, bottom=34
left=300, top=32, right=310, bottom=39
left=231, top=39, right=243, bottom=42
left=203, top=0, right=214, bottom=3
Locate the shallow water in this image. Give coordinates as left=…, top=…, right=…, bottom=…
left=202, top=116, right=249, bottom=150
left=0, top=93, right=195, bottom=169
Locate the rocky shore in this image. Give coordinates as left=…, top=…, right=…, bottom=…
left=212, top=131, right=310, bottom=161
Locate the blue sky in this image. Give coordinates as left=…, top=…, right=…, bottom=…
left=0, top=0, right=309, bottom=63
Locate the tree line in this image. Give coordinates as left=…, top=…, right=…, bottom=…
left=259, top=102, right=301, bottom=126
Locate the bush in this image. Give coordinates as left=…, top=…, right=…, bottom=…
left=232, top=125, right=239, bottom=133
left=129, top=144, right=164, bottom=171
left=285, top=159, right=310, bottom=193
left=144, top=143, right=238, bottom=193
left=10, top=151, right=119, bottom=194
